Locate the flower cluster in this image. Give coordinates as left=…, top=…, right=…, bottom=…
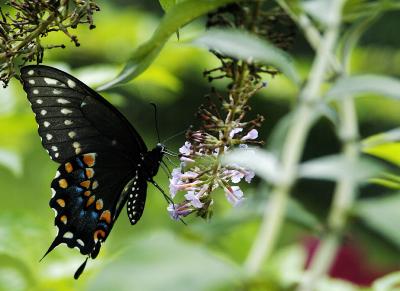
left=166, top=1, right=293, bottom=221
left=167, top=82, right=264, bottom=221
left=0, top=0, right=100, bottom=87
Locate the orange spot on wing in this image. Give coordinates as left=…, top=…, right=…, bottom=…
left=86, top=168, right=94, bottom=178
left=60, top=215, right=67, bottom=224
left=83, top=154, right=96, bottom=167
left=84, top=190, right=91, bottom=197
left=56, top=199, right=65, bottom=207
left=80, top=180, right=91, bottom=188
left=93, top=229, right=106, bottom=242
left=100, top=210, right=112, bottom=224
left=96, top=199, right=103, bottom=211
left=86, top=195, right=96, bottom=207
left=65, top=162, right=73, bottom=173
left=58, top=179, right=68, bottom=189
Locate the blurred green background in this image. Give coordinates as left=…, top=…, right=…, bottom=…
left=0, top=1, right=400, bottom=290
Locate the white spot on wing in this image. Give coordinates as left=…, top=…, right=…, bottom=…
left=63, top=232, right=74, bottom=239
left=43, top=121, right=50, bottom=127
left=73, top=142, right=80, bottom=148
left=61, top=108, right=72, bottom=114
left=36, top=99, right=43, bottom=104
left=51, top=188, right=56, bottom=197
left=77, top=239, right=85, bottom=247
left=68, top=131, right=76, bottom=138
left=44, top=77, right=58, bottom=85
left=46, top=134, right=53, bottom=140
left=29, top=79, right=35, bottom=84
left=55, top=153, right=60, bottom=158
left=40, top=110, right=47, bottom=116
left=64, top=120, right=73, bottom=125
left=33, top=89, right=39, bottom=95
left=57, top=98, right=70, bottom=104
left=75, top=148, right=82, bottom=154
left=51, top=146, right=58, bottom=152
left=28, top=70, right=34, bottom=76
left=53, top=89, right=62, bottom=95
left=55, top=171, right=60, bottom=178
left=67, top=79, right=76, bottom=88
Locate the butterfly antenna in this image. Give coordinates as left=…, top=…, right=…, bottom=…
left=161, top=129, right=187, bottom=145
left=150, top=103, right=161, bottom=143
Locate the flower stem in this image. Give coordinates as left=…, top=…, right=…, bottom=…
left=244, top=0, right=345, bottom=277
left=0, top=14, right=56, bottom=61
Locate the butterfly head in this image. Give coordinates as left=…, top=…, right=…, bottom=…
left=143, top=143, right=165, bottom=178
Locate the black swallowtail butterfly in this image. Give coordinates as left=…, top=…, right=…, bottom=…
left=20, top=65, right=165, bottom=278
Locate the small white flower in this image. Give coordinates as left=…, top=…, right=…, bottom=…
left=229, top=127, right=243, bottom=138
left=241, top=129, right=258, bottom=141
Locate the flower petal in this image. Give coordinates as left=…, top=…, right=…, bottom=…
left=241, top=129, right=258, bottom=141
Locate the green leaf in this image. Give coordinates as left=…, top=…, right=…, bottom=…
left=298, top=155, right=384, bottom=182
left=193, top=28, right=301, bottom=85
left=159, top=0, right=177, bottom=12
left=372, top=271, right=400, bottom=291
left=222, top=148, right=283, bottom=183
left=98, top=0, right=236, bottom=90
left=355, top=193, right=400, bottom=249
left=362, top=128, right=400, bottom=149
left=363, top=142, right=400, bottom=166
left=338, top=13, right=379, bottom=69
left=327, top=75, right=400, bottom=101
left=301, top=0, right=337, bottom=27
left=87, top=232, right=240, bottom=291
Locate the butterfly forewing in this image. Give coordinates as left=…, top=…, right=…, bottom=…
left=20, top=65, right=147, bottom=163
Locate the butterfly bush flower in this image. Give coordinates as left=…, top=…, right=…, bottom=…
left=167, top=2, right=294, bottom=220
left=168, top=83, right=264, bottom=220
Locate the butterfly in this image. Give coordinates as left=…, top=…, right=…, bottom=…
left=20, top=65, right=166, bottom=278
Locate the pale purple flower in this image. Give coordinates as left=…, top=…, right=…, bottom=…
left=184, top=191, right=203, bottom=208
left=241, top=129, right=258, bottom=141
left=181, top=171, right=198, bottom=179
left=224, top=186, right=244, bottom=206
left=179, top=141, right=192, bottom=155
left=231, top=170, right=244, bottom=183
left=244, top=170, right=255, bottom=183
left=169, top=168, right=183, bottom=197
left=167, top=202, right=193, bottom=220
left=229, top=127, right=243, bottom=138
left=180, top=156, right=195, bottom=165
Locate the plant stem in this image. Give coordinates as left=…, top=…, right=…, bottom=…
left=297, top=96, right=360, bottom=291
left=244, top=0, right=345, bottom=277
left=277, top=0, right=342, bottom=74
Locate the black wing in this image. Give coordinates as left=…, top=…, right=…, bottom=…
left=47, top=152, right=136, bottom=257
left=20, top=65, right=147, bottom=163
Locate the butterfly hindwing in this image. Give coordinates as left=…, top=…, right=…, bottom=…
left=47, top=152, right=137, bottom=256
left=20, top=65, right=147, bottom=163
